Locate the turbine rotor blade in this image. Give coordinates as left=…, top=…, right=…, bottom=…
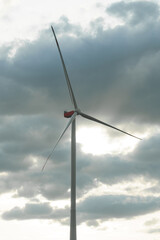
left=42, top=112, right=77, bottom=171
left=80, top=112, right=142, bottom=140
left=51, top=26, right=78, bottom=110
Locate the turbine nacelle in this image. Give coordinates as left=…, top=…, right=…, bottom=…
left=64, top=109, right=81, bottom=118
left=64, top=111, right=75, bottom=118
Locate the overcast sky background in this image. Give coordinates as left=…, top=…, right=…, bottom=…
left=0, top=0, right=160, bottom=239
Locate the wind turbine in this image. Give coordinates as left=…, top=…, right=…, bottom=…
left=42, top=26, right=142, bottom=240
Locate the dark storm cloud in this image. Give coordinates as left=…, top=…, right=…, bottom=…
left=0, top=113, right=69, bottom=173
left=1, top=133, right=160, bottom=202
left=2, top=202, right=69, bottom=220
left=2, top=195, right=160, bottom=225
left=1, top=5, right=160, bottom=123
left=0, top=145, right=72, bottom=199
left=78, top=195, right=160, bottom=223
left=0, top=144, right=95, bottom=199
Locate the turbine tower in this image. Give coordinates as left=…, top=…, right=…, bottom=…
left=42, top=26, right=142, bottom=240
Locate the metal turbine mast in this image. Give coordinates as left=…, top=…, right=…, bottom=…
left=42, top=26, right=142, bottom=240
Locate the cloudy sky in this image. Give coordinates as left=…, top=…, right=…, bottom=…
left=1, top=0, right=160, bottom=239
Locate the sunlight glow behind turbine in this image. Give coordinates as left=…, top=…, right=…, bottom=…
left=77, top=127, right=139, bottom=155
